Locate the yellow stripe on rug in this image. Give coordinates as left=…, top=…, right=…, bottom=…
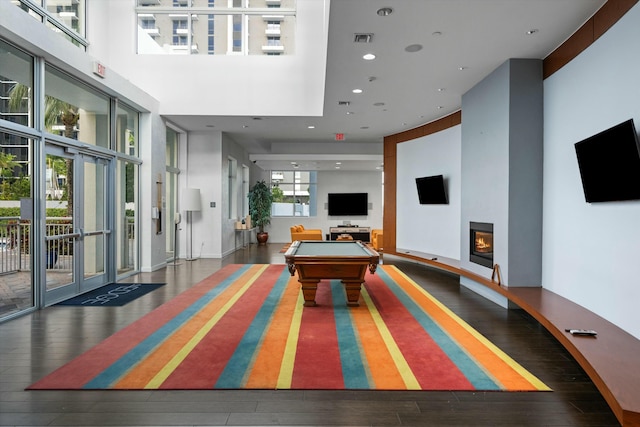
left=276, top=291, right=305, bottom=389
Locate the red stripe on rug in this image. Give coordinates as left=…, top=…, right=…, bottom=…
left=364, top=273, right=475, bottom=390
left=27, top=264, right=246, bottom=389
left=290, top=282, right=344, bottom=389
left=159, top=265, right=285, bottom=388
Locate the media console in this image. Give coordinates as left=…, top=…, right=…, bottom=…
left=329, top=226, right=371, bottom=242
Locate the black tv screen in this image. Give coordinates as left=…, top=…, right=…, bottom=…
left=328, top=193, right=368, bottom=216
left=415, top=175, right=448, bottom=204
left=574, top=119, right=640, bottom=203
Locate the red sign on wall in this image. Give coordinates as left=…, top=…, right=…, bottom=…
left=335, top=133, right=345, bottom=141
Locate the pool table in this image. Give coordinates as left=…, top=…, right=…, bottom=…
left=284, top=240, right=380, bottom=307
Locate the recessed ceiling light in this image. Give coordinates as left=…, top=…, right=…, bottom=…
left=346, top=111, right=354, bottom=115
left=307, top=125, right=315, bottom=129
left=432, top=31, right=442, bottom=37
left=376, top=7, right=393, bottom=16
left=458, top=66, right=468, bottom=71
left=336, top=162, right=342, bottom=165
left=363, top=53, right=376, bottom=60
left=291, top=162, right=297, bottom=165
left=526, top=29, right=539, bottom=35
left=335, top=166, right=341, bottom=169
left=405, top=44, right=423, bottom=53
left=437, top=106, right=444, bottom=109
left=242, top=125, right=249, bottom=128
left=437, top=88, right=445, bottom=92
left=352, top=89, right=363, bottom=94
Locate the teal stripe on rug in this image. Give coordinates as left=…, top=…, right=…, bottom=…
left=83, top=265, right=254, bottom=389
left=214, top=269, right=291, bottom=388
left=331, top=280, right=371, bottom=389
left=375, top=267, right=501, bottom=390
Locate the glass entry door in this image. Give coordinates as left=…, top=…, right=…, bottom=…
left=44, top=145, right=111, bottom=305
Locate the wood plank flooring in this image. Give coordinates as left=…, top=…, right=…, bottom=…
left=0, top=244, right=620, bottom=426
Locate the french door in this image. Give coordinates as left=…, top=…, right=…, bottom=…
left=44, top=145, right=112, bottom=305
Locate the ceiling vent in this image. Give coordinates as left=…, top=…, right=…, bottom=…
left=354, top=33, right=373, bottom=43
left=338, top=101, right=351, bottom=106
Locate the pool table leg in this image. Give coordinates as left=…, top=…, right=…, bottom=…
left=342, top=281, right=362, bottom=306
left=300, top=280, right=319, bottom=307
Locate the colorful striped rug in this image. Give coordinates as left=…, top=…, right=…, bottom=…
left=28, top=264, right=550, bottom=391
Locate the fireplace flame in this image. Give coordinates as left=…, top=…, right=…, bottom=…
left=475, top=237, right=492, bottom=251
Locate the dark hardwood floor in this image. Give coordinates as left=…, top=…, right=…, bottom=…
left=0, top=244, right=620, bottom=426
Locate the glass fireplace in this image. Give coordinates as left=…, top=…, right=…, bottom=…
left=470, top=222, right=494, bottom=268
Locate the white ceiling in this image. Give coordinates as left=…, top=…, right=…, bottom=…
left=164, top=0, right=607, bottom=172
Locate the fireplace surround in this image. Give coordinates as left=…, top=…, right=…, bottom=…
left=470, top=222, right=494, bottom=268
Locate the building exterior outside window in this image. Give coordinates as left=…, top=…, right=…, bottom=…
left=136, top=0, right=296, bottom=55
left=13, top=0, right=87, bottom=48
left=271, top=170, right=316, bottom=217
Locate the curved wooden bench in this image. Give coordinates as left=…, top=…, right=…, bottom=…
left=387, top=249, right=640, bottom=427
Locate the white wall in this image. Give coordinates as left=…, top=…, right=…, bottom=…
left=396, top=126, right=461, bottom=259
left=181, top=131, right=223, bottom=259
left=95, top=0, right=329, bottom=118
left=542, top=3, right=640, bottom=339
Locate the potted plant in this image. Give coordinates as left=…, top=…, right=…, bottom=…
left=248, top=180, right=274, bottom=245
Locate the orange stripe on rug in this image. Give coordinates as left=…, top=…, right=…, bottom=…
left=384, top=265, right=550, bottom=391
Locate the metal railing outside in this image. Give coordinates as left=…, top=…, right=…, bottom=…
left=0, top=217, right=136, bottom=274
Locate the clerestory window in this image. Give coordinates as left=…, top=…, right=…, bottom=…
left=136, top=0, right=296, bottom=55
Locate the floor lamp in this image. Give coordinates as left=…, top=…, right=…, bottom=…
left=182, top=188, right=201, bottom=261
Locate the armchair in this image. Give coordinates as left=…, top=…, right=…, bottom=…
left=290, top=224, right=323, bottom=242
left=371, top=229, right=383, bottom=251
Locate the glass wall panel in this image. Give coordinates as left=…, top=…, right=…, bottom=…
left=13, top=0, right=87, bottom=47
left=228, top=157, right=237, bottom=219
left=0, top=131, right=34, bottom=319
left=136, top=0, right=295, bottom=55
left=13, top=1, right=45, bottom=22
left=116, top=159, right=137, bottom=275
left=116, top=103, right=138, bottom=156
left=45, top=0, right=86, bottom=37
left=0, top=41, right=34, bottom=128
left=271, top=170, right=315, bottom=217
left=44, top=65, right=110, bottom=148
left=165, top=128, right=179, bottom=261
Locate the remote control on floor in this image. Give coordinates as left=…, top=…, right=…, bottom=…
left=565, top=329, right=597, bottom=336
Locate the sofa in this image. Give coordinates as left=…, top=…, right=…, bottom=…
left=290, top=224, right=323, bottom=242
left=371, top=229, right=383, bottom=251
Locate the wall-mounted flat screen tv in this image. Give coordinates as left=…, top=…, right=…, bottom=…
left=328, top=192, right=368, bottom=216
left=415, top=175, right=448, bottom=204
left=574, top=119, right=640, bottom=203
